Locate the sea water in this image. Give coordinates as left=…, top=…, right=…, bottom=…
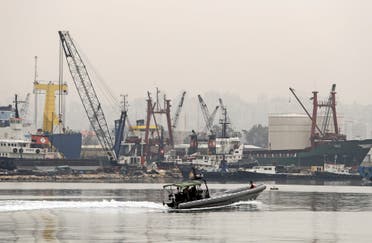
left=0, top=182, right=371, bottom=242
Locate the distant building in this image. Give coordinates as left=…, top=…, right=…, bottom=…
left=0, top=105, right=13, bottom=127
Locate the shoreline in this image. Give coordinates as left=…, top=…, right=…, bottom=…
left=0, top=173, right=366, bottom=186
left=0, top=173, right=184, bottom=184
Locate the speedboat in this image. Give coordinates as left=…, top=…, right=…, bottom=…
left=162, top=179, right=266, bottom=209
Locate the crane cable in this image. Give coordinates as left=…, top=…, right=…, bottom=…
left=71, top=37, right=121, bottom=116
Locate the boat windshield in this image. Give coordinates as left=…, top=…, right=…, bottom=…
left=163, top=180, right=210, bottom=207
left=163, top=181, right=202, bottom=189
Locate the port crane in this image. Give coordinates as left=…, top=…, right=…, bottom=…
left=58, top=31, right=117, bottom=160
left=33, top=81, right=68, bottom=133
left=320, top=84, right=336, bottom=134
left=289, top=87, right=324, bottom=137
left=197, top=95, right=219, bottom=133
left=172, top=91, right=186, bottom=129
left=207, top=106, right=220, bottom=132
left=289, top=85, right=345, bottom=147
left=144, top=90, right=173, bottom=143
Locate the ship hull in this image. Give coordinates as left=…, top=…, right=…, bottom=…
left=178, top=139, right=372, bottom=181
left=200, top=170, right=286, bottom=181
left=47, top=133, right=82, bottom=159
left=178, top=167, right=362, bottom=181
left=244, top=139, right=372, bottom=167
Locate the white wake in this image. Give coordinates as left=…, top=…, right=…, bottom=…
left=0, top=200, right=167, bottom=212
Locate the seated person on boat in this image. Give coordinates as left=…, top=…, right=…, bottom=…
left=163, top=180, right=210, bottom=208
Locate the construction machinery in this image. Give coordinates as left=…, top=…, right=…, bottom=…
left=172, top=91, right=186, bottom=129
left=289, top=84, right=345, bottom=147
left=58, top=31, right=117, bottom=160
left=197, top=95, right=219, bottom=133
left=143, top=89, right=176, bottom=164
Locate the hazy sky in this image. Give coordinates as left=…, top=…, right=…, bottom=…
left=1, top=0, right=372, bottom=106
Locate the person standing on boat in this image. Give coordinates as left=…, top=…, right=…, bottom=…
left=250, top=181, right=256, bottom=189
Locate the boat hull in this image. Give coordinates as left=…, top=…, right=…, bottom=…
left=176, top=184, right=266, bottom=209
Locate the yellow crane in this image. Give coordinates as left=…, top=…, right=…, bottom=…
left=33, top=81, right=68, bottom=133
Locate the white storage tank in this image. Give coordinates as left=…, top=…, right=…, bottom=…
left=269, top=114, right=311, bottom=150
left=269, top=113, right=344, bottom=150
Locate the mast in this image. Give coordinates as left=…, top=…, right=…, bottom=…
left=58, top=40, right=65, bottom=133
left=219, top=98, right=230, bottom=138
left=310, top=91, right=318, bottom=147
left=14, top=94, right=19, bottom=119
left=34, top=56, right=38, bottom=129
left=331, top=89, right=339, bottom=134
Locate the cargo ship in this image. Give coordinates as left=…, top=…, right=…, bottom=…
left=178, top=85, right=372, bottom=180
left=31, top=132, right=82, bottom=160
left=0, top=93, right=101, bottom=171
left=242, top=85, right=372, bottom=168
left=0, top=116, right=112, bottom=171
left=242, top=138, right=372, bottom=168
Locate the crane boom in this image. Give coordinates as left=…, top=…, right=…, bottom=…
left=203, top=105, right=219, bottom=132
left=321, top=84, right=336, bottom=134
left=58, top=31, right=116, bottom=160
left=289, top=87, right=323, bottom=136
left=219, top=98, right=231, bottom=124
left=218, top=98, right=224, bottom=109
left=172, top=91, right=186, bottom=129
left=197, top=95, right=212, bottom=129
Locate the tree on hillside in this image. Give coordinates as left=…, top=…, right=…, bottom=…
left=242, top=124, right=268, bottom=148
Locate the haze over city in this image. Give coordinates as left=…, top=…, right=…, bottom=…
left=2, top=2, right=372, bottom=242
left=1, top=0, right=372, bottom=136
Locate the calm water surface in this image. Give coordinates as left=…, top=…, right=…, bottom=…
left=0, top=182, right=371, bottom=242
